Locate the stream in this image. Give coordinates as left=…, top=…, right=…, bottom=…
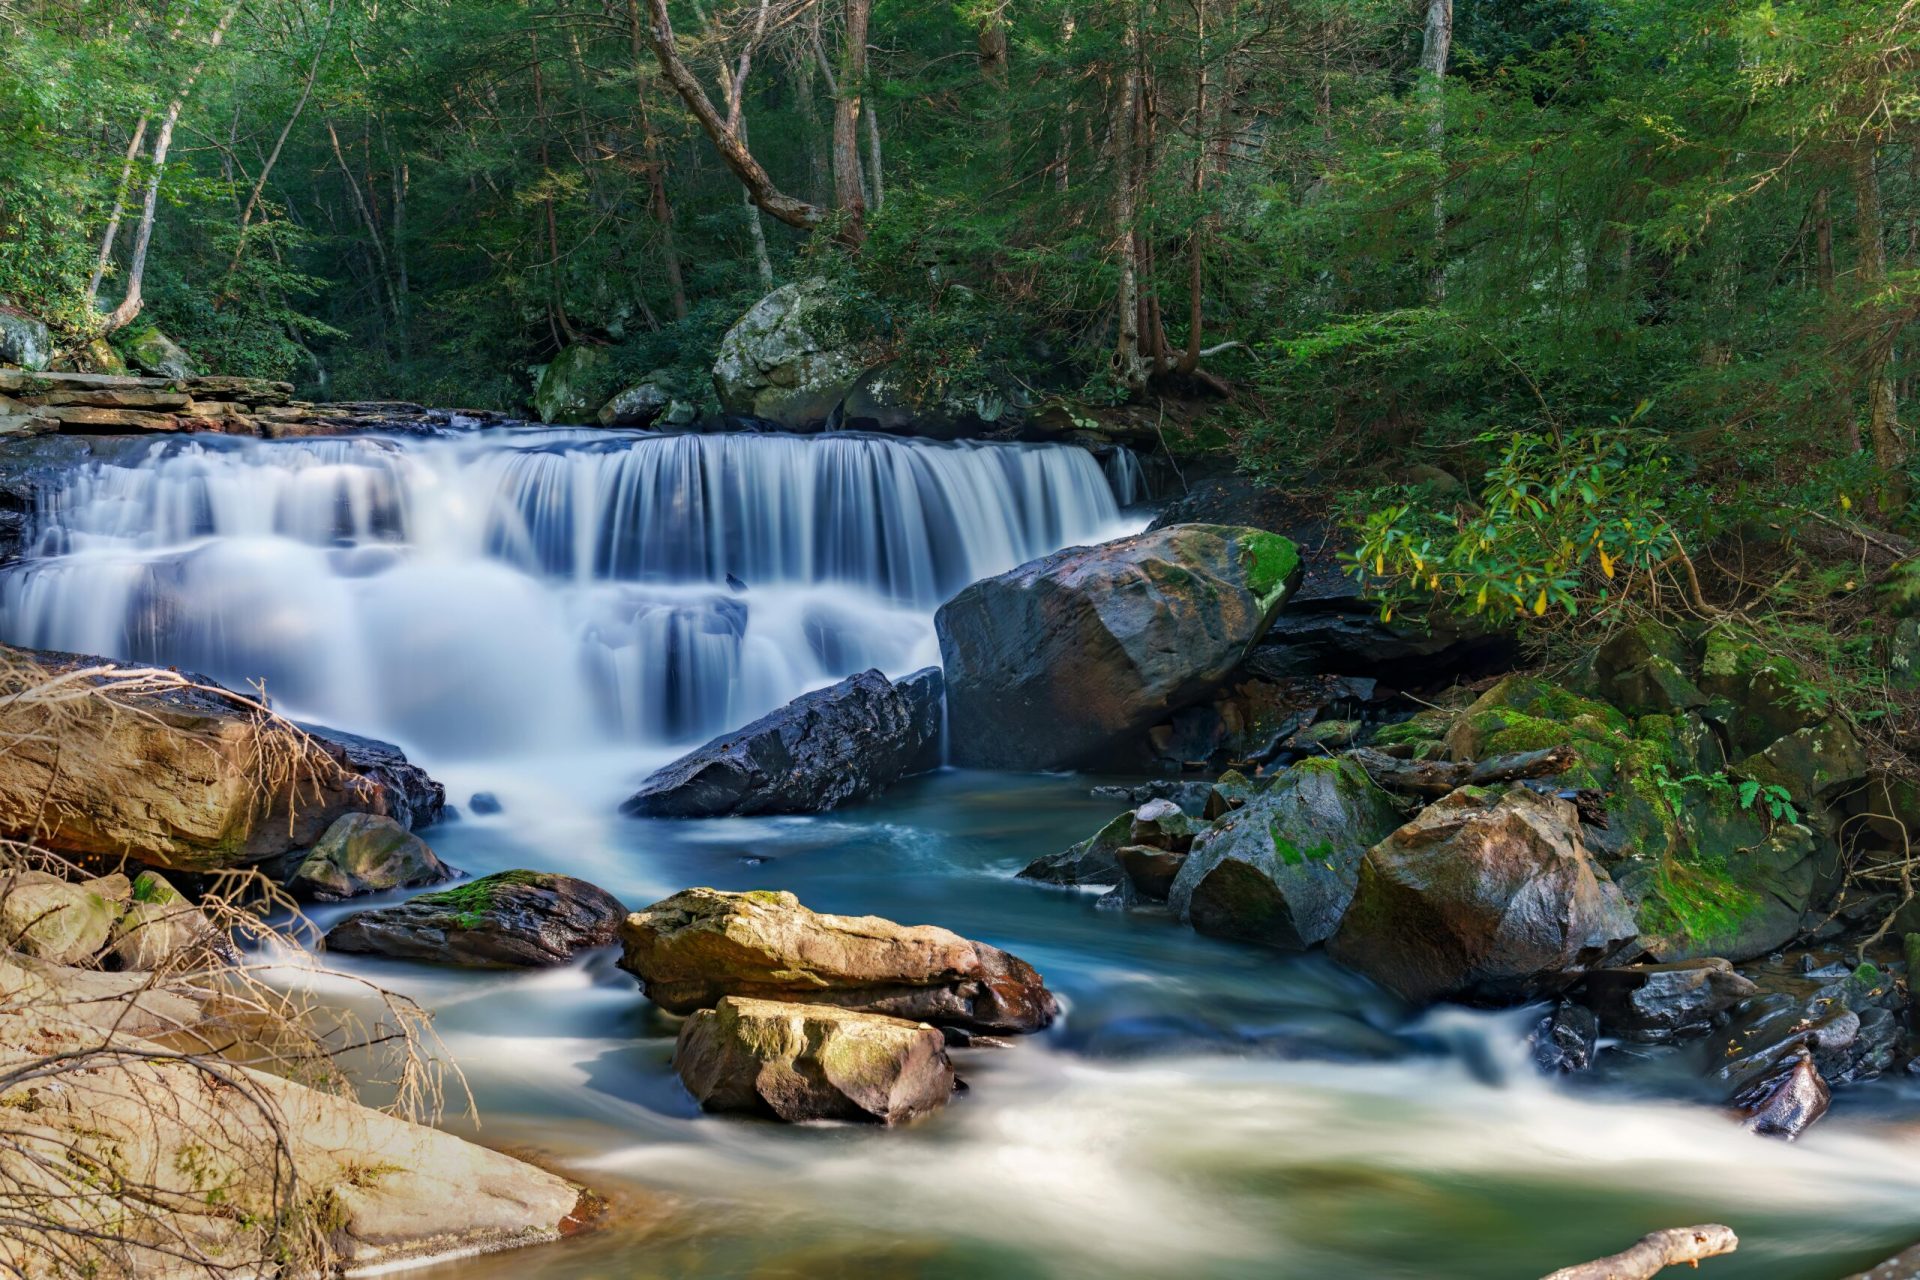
left=4, top=426, right=1920, bottom=1278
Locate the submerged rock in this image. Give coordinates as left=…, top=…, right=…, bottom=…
left=288, top=813, right=457, bottom=901
left=622, top=668, right=941, bottom=817
left=1327, top=786, right=1638, bottom=1005
left=937, top=524, right=1302, bottom=770
left=674, top=995, right=956, bottom=1125
left=325, top=870, right=625, bottom=967
left=1167, top=757, right=1403, bottom=950
left=617, top=887, right=1057, bottom=1034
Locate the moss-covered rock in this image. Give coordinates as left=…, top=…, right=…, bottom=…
left=324, top=869, right=625, bottom=967
left=288, top=812, right=457, bottom=902
left=106, top=871, right=221, bottom=971
left=712, top=278, right=873, bottom=428
left=531, top=342, right=609, bottom=423
left=1572, top=622, right=1708, bottom=717
left=1168, top=757, right=1404, bottom=950
left=674, top=996, right=955, bottom=1125
left=1698, top=629, right=1822, bottom=758
left=0, top=309, right=53, bottom=371
left=1733, top=718, right=1871, bottom=813
left=0, top=871, right=122, bottom=965
left=119, top=326, right=196, bottom=378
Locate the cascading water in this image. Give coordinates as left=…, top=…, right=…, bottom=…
left=0, top=428, right=1141, bottom=762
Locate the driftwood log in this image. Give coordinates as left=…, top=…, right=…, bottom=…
left=1347, top=745, right=1577, bottom=797
left=1540, top=1225, right=1739, bottom=1280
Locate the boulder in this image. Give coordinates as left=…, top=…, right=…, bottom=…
left=674, top=996, right=955, bottom=1125
left=119, top=326, right=196, bottom=379
left=0, top=309, right=52, bottom=372
left=1579, top=959, right=1757, bottom=1043
left=893, top=666, right=945, bottom=774
left=104, top=871, right=221, bottom=971
left=617, top=887, right=1057, bottom=1034
left=1698, top=630, right=1822, bottom=758
left=712, top=278, right=871, bottom=428
left=596, top=377, right=671, bottom=427
left=288, top=813, right=458, bottom=902
left=1115, top=845, right=1187, bottom=900
left=1326, top=786, right=1639, bottom=1005
left=0, top=648, right=443, bottom=873
left=1167, top=757, right=1404, bottom=950
left=1019, top=797, right=1200, bottom=887
left=0, top=870, right=122, bottom=965
left=839, top=365, right=1018, bottom=440
left=623, top=668, right=941, bottom=818
left=532, top=343, right=609, bottom=424
left=1572, top=623, right=1708, bottom=717
left=325, top=870, right=625, bottom=967
left=1733, top=718, right=1871, bottom=811
left=937, top=524, right=1302, bottom=770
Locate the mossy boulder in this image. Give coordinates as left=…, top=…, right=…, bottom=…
left=119, top=326, right=196, bottom=378
left=674, top=995, right=956, bottom=1125
left=531, top=342, right=609, bottom=423
left=937, top=524, right=1302, bottom=770
left=324, top=870, right=625, bottom=967
left=288, top=812, right=458, bottom=902
left=1167, top=757, right=1404, bottom=950
left=596, top=375, right=671, bottom=427
left=106, top=871, right=221, bottom=971
left=1327, top=786, right=1638, bottom=1004
left=0, top=309, right=52, bottom=371
left=617, top=887, right=1057, bottom=1034
left=0, top=871, right=124, bottom=965
left=1733, top=718, right=1871, bottom=813
left=1571, top=622, right=1708, bottom=717
left=712, top=278, right=872, bottom=428
left=1698, top=629, right=1822, bottom=758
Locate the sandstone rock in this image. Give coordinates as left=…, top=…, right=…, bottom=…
left=325, top=870, right=625, bottom=967
left=1168, top=757, right=1404, bottom=950
left=618, top=887, right=1057, bottom=1034
left=623, top=668, right=940, bottom=818
left=1327, top=786, right=1639, bottom=1004
left=104, top=871, right=222, bottom=971
left=0, top=648, right=443, bottom=872
left=712, top=278, right=871, bottom=428
left=937, top=524, right=1302, bottom=770
left=674, top=995, right=955, bottom=1124
left=0, top=870, right=120, bottom=965
left=288, top=813, right=458, bottom=901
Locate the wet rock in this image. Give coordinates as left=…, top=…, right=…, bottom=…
left=288, top=813, right=458, bottom=902
left=1530, top=1002, right=1599, bottom=1074
left=674, top=995, right=955, bottom=1125
left=1089, top=780, right=1217, bottom=816
left=1579, top=959, right=1758, bottom=1043
left=531, top=342, right=608, bottom=423
left=1018, top=810, right=1132, bottom=887
left=937, top=524, right=1302, bottom=770
left=623, top=668, right=940, bottom=817
left=1167, top=758, right=1404, bottom=950
left=291, top=720, right=445, bottom=830
left=0, top=870, right=122, bottom=965
left=325, top=870, right=625, bottom=967
left=105, top=871, right=222, bottom=971
left=892, top=666, right=945, bottom=775
left=617, top=887, right=1057, bottom=1034
left=469, top=791, right=503, bottom=815
left=1115, top=845, right=1187, bottom=901
left=1734, top=1048, right=1830, bottom=1140
left=1327, top=787, right=1638, bottom=1005
left=713, top=278, right=871, bottom=428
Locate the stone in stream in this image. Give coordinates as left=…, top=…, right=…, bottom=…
left=1529, top=1002, right=1598, bottom=1074
left=288, top=813, right=459, bottom=902
left=935, top=523, right=1302, bottom=771
left=1166, top=757, right=1403, bottom=950
left=1578, top=959, right=1757, bottom=1044
left=622, top=668, right=941, bottom=818
left=325, top=870, right=625, bottom=967
left=674, top=996, right=956, bottom=1125
left=1326, top=786, right=1638, bottom=1005
left=617, top=887, right=1058, bottom=1035
left=1018, top=797, right=1200, bottom=889
left=1734, top=1048, right=1831, bottom=1139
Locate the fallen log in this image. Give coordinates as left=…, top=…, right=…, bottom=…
left=1346, top=745, right=1577, bottom=797
left=1540, top=1224, right=1738, bottom=1280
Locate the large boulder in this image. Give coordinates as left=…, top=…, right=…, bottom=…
left=1167, top=757, right=1404, bottom=950
left=596, top=376, right=670, bottom=427
left=712, top=278, right=871, bottom=428
left=617, top=887, right=1057, bottom=1034
left=623, top=668, right=941, bottom=818
left=0, top=870, right=124, bottom=965
left=532, top=343, right=608, bottom=424
left=0, top=309, right=52, bottom=372
left=674, top=996, right=955, bottom=1125
left=119, top=326, right=196, bottom=379
left=1327, top=786, right=1638, bottom=1005
left=325, top=870, right=625, bottom=967
left=936, top=524, right=1302, bottom=771
left=288, top=813, right=458, bottom=901
left=0, top=648, right=442, bottom=873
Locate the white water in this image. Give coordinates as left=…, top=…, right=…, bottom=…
left=0, top=428, right=1141, bottom=761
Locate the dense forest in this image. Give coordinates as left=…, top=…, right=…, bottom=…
left=4, top=0, right=1918, bottom=699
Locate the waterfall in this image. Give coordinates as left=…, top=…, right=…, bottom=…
left=0, top=428, right=1140, bottom=761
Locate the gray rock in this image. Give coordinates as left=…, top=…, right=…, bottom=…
left=712, top=278, right=870, bottom=428
left=0, top=309, right=52, bottom=371
left=1579, top=959, right=1757, bottom=1043
left=597, top=377, right=670, bottom=427
left=1530, top=1001, right=1598, bottom=1074
left=325, top=870, right=625, bottom=967
left=288, top=812, right=457, bottom=901
left=120, top=327, right=196, bottom=379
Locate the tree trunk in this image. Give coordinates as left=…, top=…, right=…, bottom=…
left=220, top=0, right=334, bottom=295
left=863, top=102, right=884, bottom=214
left=1855, top=138, right=1907, bottom=492
left=1418, top=0, right=1453, bottom=300
left=86, top=117, right=148, bottom=306
left=832, top=0, right=872, bottom=244
left=104, top=1, right=242, bottom=334
left=626, top=0, right=689, bottom=320
left=1108, top=18, right=1150, bottom=393
left=1539, top=1224, right=1738, bottom=1280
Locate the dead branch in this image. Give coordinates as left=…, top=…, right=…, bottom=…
left=1540, top=1224, right=1739, bottom=1279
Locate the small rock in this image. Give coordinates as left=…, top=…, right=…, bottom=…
left=1580, top=959, right=1758, bottom=1044
left=326, top=870, right=625, bottom=967
left=106, top=872, right=221, bottom=971
left=469, top=792, right=504, bottom=815
left=674, top=996, right=956, bottom=1125
left=0, top=870, right=120, bottom=965
left=288, top=813, right=458, bottom=901
left=1735, top=1048, right=1830, bottom=1139
left=1115, top=845, right=1187, bottom=901
left=1530, top=1002, right=1598, bottom=1074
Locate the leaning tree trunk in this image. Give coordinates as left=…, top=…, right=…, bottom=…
left=104, top=0, right=242, bottom=334
left=1540, top=1224, right=1738, bottom=1280
left=86, top=116, right=148, bottom=306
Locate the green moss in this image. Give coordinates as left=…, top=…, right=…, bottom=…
left=408, top=869, right=548, bottom=929
left=1239, top=531, right=1302, bottom=608
left=1634, top=855, right=1761, bottom=945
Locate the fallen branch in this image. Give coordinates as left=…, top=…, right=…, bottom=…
left=1540, top=1224, right=1738, bottom=1279
left=1347, top=745, right=1576, bottom=797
